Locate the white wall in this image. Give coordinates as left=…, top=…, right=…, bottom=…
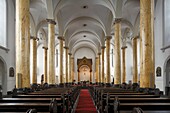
left=125, top=43, right=133, bottom=83
left=37, top=44, right=44, bottom=84
left=74, top=47, right=96, bottom=83
left=0, top=0, right=16, bottom=94
left=154, top=0, right=170, bottom=92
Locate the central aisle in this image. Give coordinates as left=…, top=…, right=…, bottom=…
left=75, top=89, right=97, bottom=113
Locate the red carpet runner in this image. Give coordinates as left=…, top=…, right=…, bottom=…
left=75, top=89, right=97, bottom=113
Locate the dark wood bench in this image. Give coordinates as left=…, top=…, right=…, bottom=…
left=0, top=98, right=59, bottom=113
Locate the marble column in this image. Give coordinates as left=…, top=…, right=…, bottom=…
left=68, top=53, right=72, bottom=83
left=98, top=53, right=101, bottom=83
left=106, top=36, right=112, bottom=85
left=132, top=37, right=138, bottom=83
left=47, top=19, right=56, bottom=84
left=78, top=70, right=80, bottom=82
left=16, top=0, right=30, bottom=88
left=121, top=46, right=127, bottom=83
left=71, top=57, right=74, bottom=82
left=30, top=36, right=38, bottom=84
left=58, top=37, right=65, bottom=84
left=114, top=19, right=121, bottom=85
left=42, top=46, right=48, bottom=83
left=101, top=46, right=105, bottom=83
left=95, top=57, right=99, bottom=83
left=150, top=0, right=155, bottom=88
left=64, top=47, right=69, bottom=83
left=90, top=71, right=92, bottom=83
left=140, top=0, right=154, bottom=88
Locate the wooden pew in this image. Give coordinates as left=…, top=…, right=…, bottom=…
left=3, top=86, right=80, bottom=113
left=105, top=96, right=170, bottom=113
left=0, top=98, right=58, bottom=113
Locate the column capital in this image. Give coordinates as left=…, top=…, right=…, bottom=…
left=121, top=46, right=127, bottom=49
left=101, top=46, right=106, bottom=49
left=64, top=46, right=69, bottom=49
left=132, top=36, right=139, bottom=40
left=42, top=46, right=48, bottom=50
left=30, top=36, right=39, bottom=41
left=114, top=18, right=122, bottom=24
left=58, top=36, right=65, bottom=41
left=105, top=36, right=112, bottom=40
left=46, top=19, right=56, bottom=25
left=68, top=53, right=72, bottom=56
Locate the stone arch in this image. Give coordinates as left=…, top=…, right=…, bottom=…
left=164, top=56, right=170, bottom=87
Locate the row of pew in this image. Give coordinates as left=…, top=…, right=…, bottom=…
left=0, top=85, right=80, bottom=113
left=89, top=85, right=170, bottom=113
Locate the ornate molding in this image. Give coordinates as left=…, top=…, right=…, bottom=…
left=58, top=36, right=65, bottom=41
left=30, top=36, right=39, bottom=41
left=132, top=36, right=139, bottom=40
left=68, top=53, right=72, bottom=55
left=46, top=19, right=56, bottom=25
left=114, top=18, right=122, bottom=24
left=105, top=36, right=112, bottom=40
left=101, top=46, right=106, bottom=49
left=121, top=46, right=127, bottom=49
left=42, top=46, right=48, bottom=50
left=64, top=46, right=69, bottom=49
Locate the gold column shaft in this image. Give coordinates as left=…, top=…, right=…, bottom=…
left=65, top=47, right=69, bottom=83
left=68, top=53, right=72, bottom=83
left=78, top=71, right=80, bottom=82
left=101, top=47, right=105, bottom=83
left=31, top=37, right=37, bottom=84
left=43, top=47, right=48, bottom=83
left=140, top=0, right=153, bottom=88
left=98, top=53, right=101, bottom=83
left=71, top=58, right=74, bottom=82
left=132, top=37, right=138, bottom=83
left=47, top=20, right=56, bottom=84
left=114, top=19, right=121, bottom=84
left=58, top=37, right=64, bottom=83
left=16, top=0, right=30, bottom=88
left=121, top=46, right=127, bottom=83
left=90, top=71, right=92, bottom=83
left=150, top=0, right=155, bottom=88
left=106, top=36, right=112, bottom=84
left=95, top=57, right=99, bottom=83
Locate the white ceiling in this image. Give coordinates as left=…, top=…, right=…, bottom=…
left=29, top=0, right=140, bottom=55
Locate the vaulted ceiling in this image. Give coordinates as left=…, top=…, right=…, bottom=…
left=29, top=0, right=140, bottom=55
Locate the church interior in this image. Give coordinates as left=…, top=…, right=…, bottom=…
left=0, top=0, right=170, bottom=112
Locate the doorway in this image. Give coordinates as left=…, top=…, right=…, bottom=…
left=165, top=59, right=170, bottom=87
left=0, top=57, right=7, bottom=95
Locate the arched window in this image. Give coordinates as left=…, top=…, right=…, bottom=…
left=0, top=0, right=6, bottom=47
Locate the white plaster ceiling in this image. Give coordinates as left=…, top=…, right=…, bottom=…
left=29, top=0, right=140, bottom=55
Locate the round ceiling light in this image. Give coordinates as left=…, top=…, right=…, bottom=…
left=83, top=35, right=86, bottom=37
left=83, top=24, right=87, bottom=27
left=82, top=5, right=88, bottom=9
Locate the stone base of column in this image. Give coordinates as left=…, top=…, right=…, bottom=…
left=101, top=83, right=105, bottom=86
left=59, top=83, right=64, bottom=87
left=95, top=82, right=99, bottom=85
left=105, top=83, right=111, bottom=87
left=114, top=84, right=121, bottom=88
